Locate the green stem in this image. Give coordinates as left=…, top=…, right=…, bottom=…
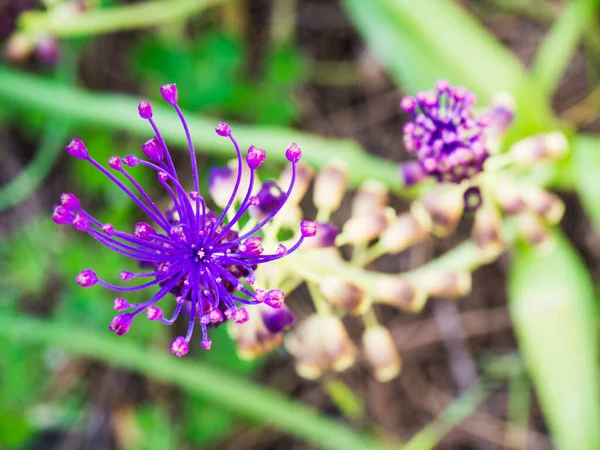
left=0, top=120, right=70, bottom=212
left=0, top=313, right=393, bottom=450
left=20, top=0, right=226, bottom=38
left=0, top=67, right=404, bottom=193
left=401, top=380, right=495, bottom=450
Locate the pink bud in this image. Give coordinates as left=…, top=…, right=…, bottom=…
left=215, top=122, right=231, bottom=137
left=66, top=138, right=88, bottom=159
left=285, top=143, right=301, bottom=163
left=160, top=84, right=178, bottom=105
left=246, top=145, right=267, bottom=169
left=170, top=336, right=189, bottom=357
left=76, top=269, right=98, bottom=287
left=60, top=193, right=80, bottom=210
left=300, top=220, right=318, bottom=237
left=138, top=100, right=153, bottom=119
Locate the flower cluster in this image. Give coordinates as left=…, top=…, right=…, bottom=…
left=53, top=84, right=316, bottom=356
left=225, top=81, right=569, bottom=382
left=226, top=157, right=476, bottom=381
left=399, top=81, right=490, bottom=186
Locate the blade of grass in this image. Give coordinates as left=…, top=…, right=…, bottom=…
left=573, top=134, right=600, bottom=232
left=20, top=0, right=225, bottom=38
left=401, top=380, right=494, bottom=450
left=532, top=0, right=600, bottom=96
left=0, top=313, right=394, bottom=450
left=508, top=231, right=600, bottom=450
left=0, top=67, right=403, bottom=193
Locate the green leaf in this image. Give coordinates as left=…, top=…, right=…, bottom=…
left=0, top=313, right=394, bottom=450
left=532, top=0, right=600, bottom=95
left=0, top=67, right=402, bottom=192
left=341, top=0, right=556, bottom=140
left=573, top=134, right=600, bottom=231
left=508, top=231, right=600, bottom=450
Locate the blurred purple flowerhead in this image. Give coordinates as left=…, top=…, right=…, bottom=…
left=399, top=80, right=490, bottom=186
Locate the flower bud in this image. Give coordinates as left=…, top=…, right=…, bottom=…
left=487, top=92, right=515, bottom=139
left=113, top=297, right=130, bottom=311
left=215, top=122, right=231, bottom=137
left=285, top=143, right=302, bottom=163
left=76, top=269, right=98, bottom=287
left=510, top=132, right=568, bottom=166
left=170, top=336, right=189, bottom=357
left=246, top=145, right=267, bottom=169
left=374, top=276, right=426, bottom=312
left=380, top=212, right=429, bottom=253
left=419, top=271, right=472, bottom=299
left=320, top=277, right=368, bottom=314
left=146, top=306, right=163, bottom=321
left=415, top=185, right=464, bottom=236
left=251, top=181, right=283, bottom=221
left=313, top=163, right=347, bottom=212
left=109, top=314, right=133, bottom=336
left=341, top=211, right=389, bottom=244
left=300, top=220, right=318, bottom=237
left=60, top=193, right=80, bottom=210
left=229, top=304, right=291, bottom=359
left=134, top=222, right=155, bottom=240
left=399, top=161, right=427, bottom=187
left=265, top=289, right=285, bottom=308
left=351, top=180, right=388, bottom=217
left=72, top=213, right=90, bottom=232
left=492, top=179, right=526, bottom=215
left=66, top=138, right=88, bottom=159
left=240, top=237, right=264, bottom=256
left=138, top=100, right=153, bottom=119
left=522, top=187, right=565, bottom=224
left=160, top=83, right=178, bottom=105
left=142, top=136, right=164, bottom=163
left=362, top=326, right=402, bottom=382
left=472, top=206, right=504, bottom=258
left=52, top=205, right=74, bottom=225
left=517, top=212, right=554, bottom=252
left=286, top=315, right=356, bottom=379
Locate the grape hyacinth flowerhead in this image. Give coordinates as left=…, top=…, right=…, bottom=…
left=399, top=80, right=490, bottom=186
left=53, top=83, right=317, bottom=356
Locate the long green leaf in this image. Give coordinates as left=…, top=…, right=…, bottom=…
left=508, top=231, right=600, bottom=450
left=532, top=0, right=600, bottom=96
left=573, top=134, right=600, bottom=231
left=0, top=313, right=394, bottom=450
left=341, top=0, right=556, bottom=139
left=0, top=67, right=402, bottom=192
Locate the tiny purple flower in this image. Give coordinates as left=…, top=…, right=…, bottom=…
left=76, top=269, right=98, bottom=287
left=114, top=297, right=130, bottom=311
left=142, top=136, right=164, bottom=163
left=54, top=84, right=316, bottom=355
left=109, top=314, right=133, bottom=335
left=399, top=81, right=490, bottom=185
left=138, top=100, right=153, bottom=119
left=246, top=145, right=266, bottom=169
left=66, top=138, right=88, bottom=159
left=300, top=220, right=318, bottom=237
left=261, top=306, right=295, bottom=333
left=60, top=193, right=80, bottom=210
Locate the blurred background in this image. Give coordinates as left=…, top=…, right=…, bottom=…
left=1, top=0, right=600, bottom=449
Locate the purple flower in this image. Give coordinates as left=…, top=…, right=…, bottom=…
left=54, top=83, right=317, bottom=355
left=399, top=80, right=490, bottom=186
